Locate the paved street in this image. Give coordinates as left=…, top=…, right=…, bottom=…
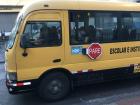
left=1, top=62, right=140, bottom=105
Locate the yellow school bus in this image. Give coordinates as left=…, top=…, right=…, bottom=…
left=5, top=0, right=140, bottom=101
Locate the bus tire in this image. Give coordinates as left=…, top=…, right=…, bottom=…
left=38, top=72, right=70, bottom=101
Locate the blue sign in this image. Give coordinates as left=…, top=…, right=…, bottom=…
left=71, top=46, right=82, bottom=55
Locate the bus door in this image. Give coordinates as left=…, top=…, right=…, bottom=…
left=16, top=11, right=65, bottom=80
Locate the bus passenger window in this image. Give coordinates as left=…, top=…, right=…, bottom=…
left=131, top=13, right=140, bottom=41
left=69, top=11, right=117, bottom=45
left=69, top=11, right=140, bottom=44
left=69, top=11, right=97, bottom=45
left=86, top=25, right=96, bottom=43
left=22, top=21, right=62, bottom=48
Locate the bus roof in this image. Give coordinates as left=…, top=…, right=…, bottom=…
left=19, top=0, right=140, bottom=19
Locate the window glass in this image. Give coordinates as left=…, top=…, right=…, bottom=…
left=131, top=13, right=140, bottom=41
left=7, top=15, right=22, bottom=49
left=70, top=12, right=96, bottom=45
left=69, top=11, right=140, bottom=45
left=69, top=11, right=117, bottom=45
left=22, top=21, right=62, bottom=47
left=119, top=13, right=133, bottom=41
left=95, top=13, right=117, bottom=42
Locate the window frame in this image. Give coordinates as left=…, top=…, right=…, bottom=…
left=21, top=20, right=63, bottom=48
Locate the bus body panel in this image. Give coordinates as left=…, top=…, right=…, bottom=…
left=15, top=10, right=140, bottom=81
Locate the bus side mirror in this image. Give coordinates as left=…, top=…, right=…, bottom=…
left=20, top=34, right=29, bottom=57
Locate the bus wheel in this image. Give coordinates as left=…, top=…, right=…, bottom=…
left=38, top=72, right=70, bottom=101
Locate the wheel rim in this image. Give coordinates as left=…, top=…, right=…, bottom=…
left=48, top=80, right=63, bottom=95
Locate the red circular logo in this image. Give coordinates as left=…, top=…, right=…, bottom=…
left=87, top=43, right=102, bottom=59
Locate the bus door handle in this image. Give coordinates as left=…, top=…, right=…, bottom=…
left=53, top=59, right=61, bottom=63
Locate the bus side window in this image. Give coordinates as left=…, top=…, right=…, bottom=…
left=78, top=26, right=87, bottom=44
left=130, top=13, right=140, bottom=41
left=130, top=29, right=136, bottom=40
left=69, top=11, right=140, bottom=45
left=69, top=11, right=97, bottom=45
left=22, top=21, right=62, bottom=48
left=49, top=26, right=60, bottom=45
left=86, top=25, right=96, bottom=43
left=117, top=25, right=129, bottom=41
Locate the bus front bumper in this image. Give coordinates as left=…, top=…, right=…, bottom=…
left=6, top=79, right=37, bottom=94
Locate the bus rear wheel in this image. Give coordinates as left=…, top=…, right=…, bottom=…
left=38, top=72, right=70, bottom=101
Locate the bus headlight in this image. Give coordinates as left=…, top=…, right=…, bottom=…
left=6, top=72, right=17, bottom=81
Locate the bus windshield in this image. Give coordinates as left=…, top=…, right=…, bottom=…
left=7, top=16, right=22, bottom=49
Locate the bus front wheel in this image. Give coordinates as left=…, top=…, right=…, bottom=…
left=38, top=72, right=70, bottom=101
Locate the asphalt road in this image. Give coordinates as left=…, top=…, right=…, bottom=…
left=1, top=63, right=140, bottom=105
